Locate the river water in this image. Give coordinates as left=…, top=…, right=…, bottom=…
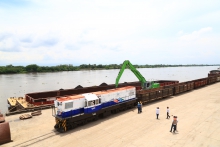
left=0, top=66, right=218, bottom=113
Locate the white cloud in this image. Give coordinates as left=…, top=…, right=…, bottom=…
left=0, top=1, right=220, bottom=65
left=179, top=27, right=212, bottom=41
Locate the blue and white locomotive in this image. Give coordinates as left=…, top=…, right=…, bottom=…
left=53, top=86, right=137, bottom=132
left=54, top=86, right=136, bottom=118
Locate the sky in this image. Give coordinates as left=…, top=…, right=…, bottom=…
left=0, top=0, right=220, bottom=66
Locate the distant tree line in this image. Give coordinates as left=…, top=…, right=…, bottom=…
left=0, top=64, right=219, bottom=74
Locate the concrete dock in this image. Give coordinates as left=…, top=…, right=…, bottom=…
left=3, top=82, right=220, bottom=147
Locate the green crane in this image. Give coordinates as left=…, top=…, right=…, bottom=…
left=115, top=60, right=160, bottom=89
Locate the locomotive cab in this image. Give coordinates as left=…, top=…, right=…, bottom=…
left=55, top=100, right=63, bottom=116
left=83, top=93, right=102, bottom=114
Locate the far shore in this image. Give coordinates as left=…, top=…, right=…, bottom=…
left=0, top=64, right=219, bottom=75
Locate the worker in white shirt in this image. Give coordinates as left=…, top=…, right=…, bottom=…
left=156, top=107, right=160, bottom=119
left=166, top=107, right=170, bottom=119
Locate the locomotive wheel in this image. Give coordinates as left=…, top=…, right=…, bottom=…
left=54, top=124, right=59, bottom=129
left=66, top=123, right=72, bottom=130
left=98, top=113, right=104, bottom=118
left=93, top=116, right=98, bottom=121
left=59, top=126, right=65, bottom=133
left=71, top=123, right=77, bottom=128
left=111, top=110, right=115, bottom=114
left=81, top=119, right=87, bottom=125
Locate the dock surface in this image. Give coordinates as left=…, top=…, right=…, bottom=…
left=3, top=82, right=220, bottom=147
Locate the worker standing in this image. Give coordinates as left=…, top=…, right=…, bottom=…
left=140, top=101, right=142, bottom=113
left=166, top=107, right=170, bottom=119
left=137, top=102, right=141, bottom=114
left=176, top=116, right=179, bottom=132
left=156, top=107, right=160, bottom=119
left=170, top=116, right=177, bottom=133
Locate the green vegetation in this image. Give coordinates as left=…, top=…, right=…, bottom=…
left=0, top=64, right=219, bottom=74
left=0, top=64, right=79, bottom=74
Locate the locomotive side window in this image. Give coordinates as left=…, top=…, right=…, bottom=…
left=57, top=102, right=62, bottom=106
left=97, top=95, right=101, bottom=103
left=88, top=101, right=94, bottom=106
left=95, top=99, right=99, bottom=104
left=65, top=102, right=73, bottom=109
left=85, top=100, right=88, bottom=107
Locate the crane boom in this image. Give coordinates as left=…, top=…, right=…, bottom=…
left=115, top=60, right=160, bottom=89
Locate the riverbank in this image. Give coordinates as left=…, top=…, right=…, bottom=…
left=2, top=82, right=220, bottom=147
left=0, top=64, right=218, bottom=74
